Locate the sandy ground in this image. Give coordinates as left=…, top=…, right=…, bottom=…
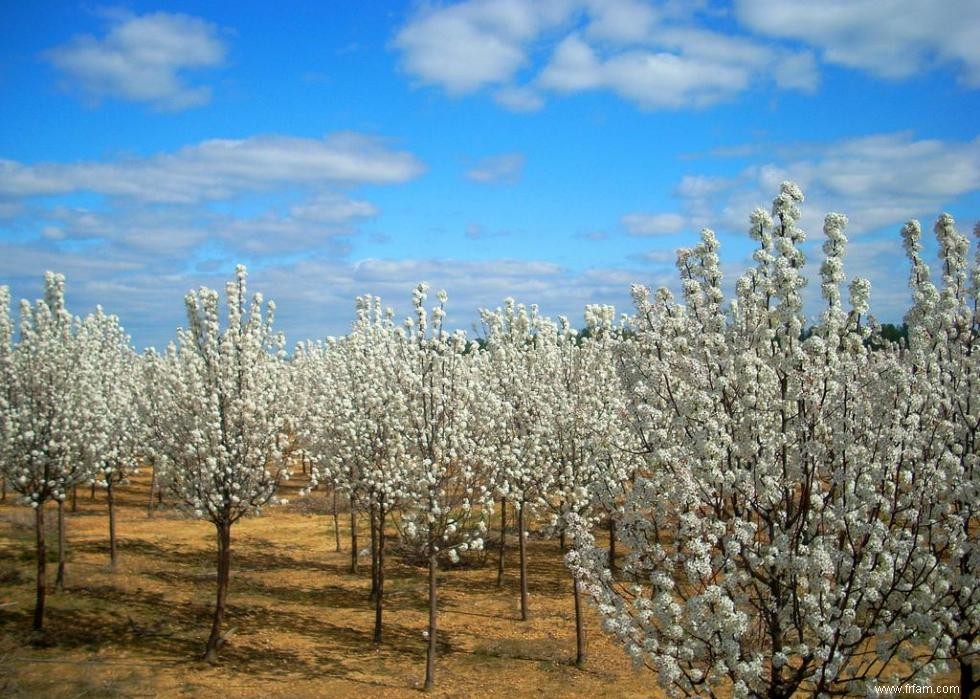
left=0, top=474, right=663, bottom=698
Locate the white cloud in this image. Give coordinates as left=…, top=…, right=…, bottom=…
left=465, top=153, right=526, bottom=184
left=539, top=26, right=818, bottom=109
left=647, top=131, right=980, bottom=321
left=394, top=0, right=824, bottom=111
left=39, top=189, right=380, bottom=258
left=45, top=11, right=227, bottom=110
left=393, top=0, right=563, bottom=94
left=289, top=192, right=379, bottom=223
left=493, top=85, right=545, bottom=111
left=772, top=50, right=819, bottom=92
left=584, top=0, right=659, bottom=43
left=673, top=132, right=980, bottom=236
left=0, top=132, right=425, bottom=203
left=736, top=0, right=980, bottom=86
left=621, top=211, right=687, bottom=236
left=537, top=34, right=603, bottom=91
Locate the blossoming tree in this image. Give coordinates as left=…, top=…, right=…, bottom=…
left=569, top=184, right=948, bottom=696
left=152, top=265, right=292, bottom=663
left=394, top=284, right=495, bottom=690
left=0, top=274, right=93, bottom=632
left=78, top=307, right=141, bottom=571
left=902, top=215, right=980, bottom=696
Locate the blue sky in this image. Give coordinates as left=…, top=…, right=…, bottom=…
left=1, top=1, right=978, bottom=349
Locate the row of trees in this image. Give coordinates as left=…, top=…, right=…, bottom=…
left=1, top=183, right=976, bottom=695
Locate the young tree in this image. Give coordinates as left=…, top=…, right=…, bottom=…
left=0, top=274, right=92, bottom=632
left=153, top=265, right=292, bottom=663
left=902, top=215, right=980, bottom=695
left=569, top=184, right=948, bottom=697
left=78, top=307, right=141, bottom=570
left=394, top=284, right=495, bottom=691
left=480, top=299, right=551, bottom=619
left=533, top=306, right=633, bottom=668
left=300, top=295, right=410, bottom=643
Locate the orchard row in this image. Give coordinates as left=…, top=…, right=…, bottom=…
left=1, top=183, right=977, bottom=696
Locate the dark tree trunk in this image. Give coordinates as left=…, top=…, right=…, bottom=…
left=108, top=479, right=117, bottom=570
left=349, top=506, right=358, bottom=574
left=55, top=500, right=66, bottom=592
left=147, top=464, right=157, bottom=518
left=369, top=502, right=379, bottom=602
left=90, top=481, right=96, bottom=500
left=33, top=503, right=46, bottom=632
left=71, top=484, right=77, bottom=513
left=559, top=528, right=566, bottom=552
left=373, top=506, right=387, bottom=644
left=518, top=502, right=529, bottom=621
left=608, top=518, right=616, bottom=576
left=496, top=498, right=507, bottom=588
left=204, top=520, right=232, bottom=664
left=332, top=490, right=341, bottom=552
left=960, top=658, right=977, bottom=699
left=424, top=548, right=438, bottom=691
left=573, top=575, right=586, bottom=669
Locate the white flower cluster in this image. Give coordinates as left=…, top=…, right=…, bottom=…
left=143, top=265, right=291, bottom=527
left=568, top=184, right=980, bottom=697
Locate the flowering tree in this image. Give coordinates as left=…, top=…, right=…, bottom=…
left=299, top=294, right=411, bottom=643
left=902, top=215, right=980, bottom=696
left=394, top=284, right=495, bottom=690
left=480, top=299, right=551, bottom=618
left=77, top=307, right=141, bottom=570
left=569, top=184, right=947, bottom=696
left=152, top=265, right=292, bottom=663
left=534, top=307, right=633, bottom=668
left=0, top=273, right=92, bottom=632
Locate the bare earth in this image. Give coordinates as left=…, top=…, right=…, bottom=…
left=0, top=475, right=663, bottom=698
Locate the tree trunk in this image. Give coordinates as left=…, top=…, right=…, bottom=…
left=204, top=520, right=232, bottom=664
left=349, top=506, right=358, bottom=574
left=424, top=548, right=438, bottom=691
left=55, top=500, right=66, bottom=592
left=369, top=502, right=379, bottom=602
left=108, top=479, right=118, bottom=570
left=332, top=490, right=341, bottom=552
left=33, top=503, right=46, bottom=632
left=373, top=506, right=387, bottom=644
left=147, top=464, right=157, bottom=518
left=90, top=481, right=96, bottom=500
left=2, top=477, right=7, bottom=501
left=496, top=498, right=507, bottom=588
left=559, top=528, right=566, bottom=552
left=573, top=575, right=586, bottom=669
left=960, top=658, right=977, bottom=699
left=608, top=518, right=616, bottom=576
left=518, top=502, right=529, bottom=621
left=71, top=484, right=77, bottom=513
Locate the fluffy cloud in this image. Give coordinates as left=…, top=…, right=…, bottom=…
left=393, top=0, right=562, bottom=94
left=633, top=131, right=980, bottom=321
left=394, top=0, right=819, bottom=111
left=45, top=11, right=227, bottom=110
left=465, top=153, right=526, bottom=184
left=0, top=131, right=427, bottom=322
left=621, top=211, right=687, bottom=236
left=0, top=133, right=425, bottom=203
left=736, top=0, right=980, bottom=86
left=395, top=0, right=979, bottom=112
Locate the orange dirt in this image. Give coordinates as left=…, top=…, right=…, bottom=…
left=0, top=475, right=663, bottom=698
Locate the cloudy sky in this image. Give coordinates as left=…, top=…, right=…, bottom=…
left=1, top=1, right=978, bottom=348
